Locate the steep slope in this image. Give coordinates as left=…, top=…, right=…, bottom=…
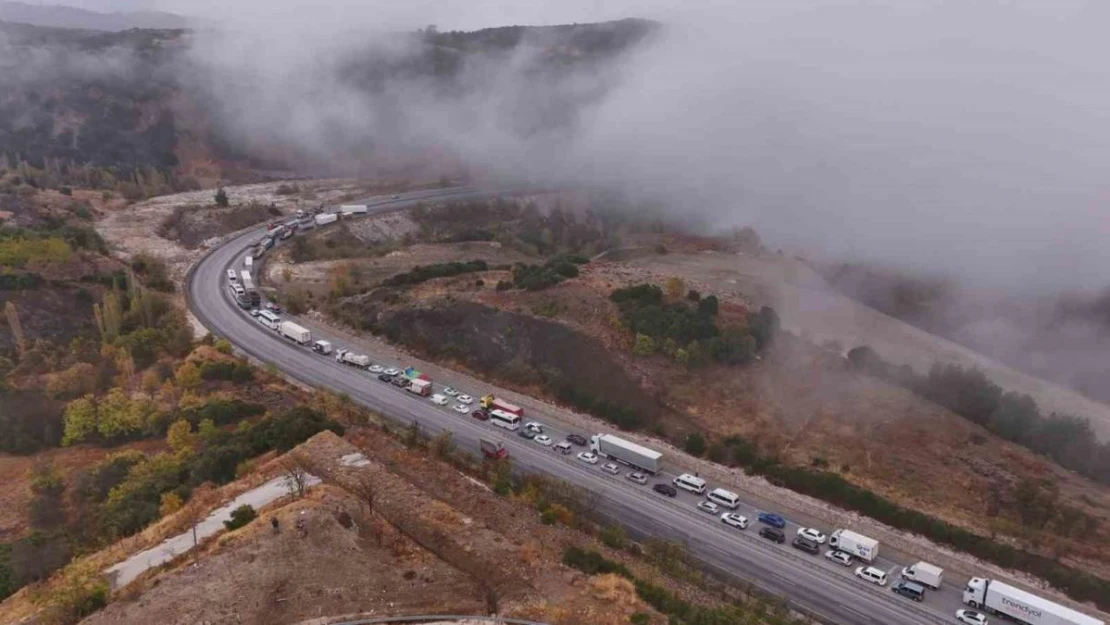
left=632, top=250, right=1110, bottom=442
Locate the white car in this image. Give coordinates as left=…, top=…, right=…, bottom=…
left=955, top=610, right=988, bottom=625
left=626, top=472, right=648, bottom=485
left=456, top=394, right=474, bottom=404
left=533, top=434, right=553, bottom=446
left=524, top=422, right=544, bottom=434
left=855, top=566, right=888, bottom=587
left=601, top=462, right=620, bottom=475
left=443, top=387, right=459, bottom=396
left=824, top=550, right=853, bottom=567
left=796, top=527, right=827, bottom=544
left=452, top=404, right=469, bottom=414
left=696, top=501, right=720, bottom=515
left=368, top=364, right=384, bottom=374
left=384, top=367, right=400, bottom=376
left=430, top=394, right=448, bottom=405
left=577, top=451, right=598, bottom=465
left=720, top=513, right=749, bottom=529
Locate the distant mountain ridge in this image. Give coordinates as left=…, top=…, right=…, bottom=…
left=0, top=1, right=191, bottom=31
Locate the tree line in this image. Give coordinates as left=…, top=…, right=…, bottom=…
left=847, top=346, right=1110, bottom=485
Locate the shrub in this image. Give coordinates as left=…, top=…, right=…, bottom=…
left=684, top=433, right=706, bottom=457
left=383, top=260, right=488, bottom=287
left=223, top=504, right=256, bottom=531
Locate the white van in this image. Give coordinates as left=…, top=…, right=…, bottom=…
left=227, top=269, right=238, bottom=284
left=707, top=488, right=741, bottom=510
left=672, top=473, right=707, bottom=495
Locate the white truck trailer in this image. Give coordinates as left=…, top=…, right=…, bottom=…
left=279, top=321, right=311, bottom=345
left=589, top=434, right=662, bottom=474
left=314, top=212, right=338, bottom=227
left=901, top=561, right=943, bottom=589
left=339, top=204, right=368, bottom=215
left=828, top=529, right=879, bottom=562
left=335, top=348, right=371, bottom=368
left=239, top=270, right=254, bottom=291
left=964, top=578, right=1103, bottom=625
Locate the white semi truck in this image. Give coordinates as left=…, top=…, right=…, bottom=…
left=589, top=434, right=662, bottom=474
left=279, top=321, right=311, bottom=345
left=963, top=578, right=1103, bottom=625
left=828, top=529, right=879, bottom=562
left=339, top=204, right=368, bottom=215
left=335, top=348, right=371, bottom=368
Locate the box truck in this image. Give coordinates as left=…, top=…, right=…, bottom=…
left=279, top=321, right=311, bottom=345
left=335, top=348, right=371, bottom=368
left=901, top=561, right=943, bottom=590
left=312, top=340, right=333, bottom=355
left=480, top=438, right=508, bottom=459
left=480, top=395, right=523, bottom=416
left=963, top=578, right=1103, bottom=625
left=314, top=213, right=338, bottom=227
left=828, top=529, right=879, bottom=562
left=590, top=434, right=662, bottom=474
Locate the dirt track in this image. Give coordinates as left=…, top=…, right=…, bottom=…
left=628, top=250, right=1110, bottom=441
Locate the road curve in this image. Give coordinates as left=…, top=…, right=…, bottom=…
left=187, top=189, right=953, bottom=625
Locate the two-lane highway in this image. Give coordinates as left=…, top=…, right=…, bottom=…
left=188, top=190, right=954, bottom=625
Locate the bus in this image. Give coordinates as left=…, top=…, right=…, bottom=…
left=258, top=310, right=281, bottom=330
left=489, top=409, right=521, bottom=431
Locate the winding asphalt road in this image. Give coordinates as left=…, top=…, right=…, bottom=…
left=187, top=188, right=961, bottom=625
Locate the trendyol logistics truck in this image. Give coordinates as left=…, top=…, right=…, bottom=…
left=963, top=578, right=1103, bottom=625
left=590, top=434, right=662, bottom=474
left=828, top=529, right=879, bottom=562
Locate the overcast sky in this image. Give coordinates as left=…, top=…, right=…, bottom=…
left=44, top=0, right=1110, bottom=292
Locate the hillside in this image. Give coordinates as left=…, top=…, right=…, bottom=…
left=0, top=18, right=658, bottom=191
left=258, top=192, right=1110, bottom=589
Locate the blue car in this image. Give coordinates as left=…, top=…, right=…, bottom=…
left=758, top=512, right=786, bottom=528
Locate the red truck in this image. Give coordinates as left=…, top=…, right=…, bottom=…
left=480, top=395, right=523, bottom=416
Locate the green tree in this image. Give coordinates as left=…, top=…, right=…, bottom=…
left=214, top=187, right=229, bottom=207
left=664, top=276, right=685, bottom=300
left=697, top=295, right=719, bottom=316
left=166, top=419, right=197, bottom=455
left=62, top=396, right=98, bottom=446
left=632, top=333, right=656, bottom=356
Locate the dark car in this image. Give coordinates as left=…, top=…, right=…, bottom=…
left=518, top=429, right=537, bottom=440
left=390, top=376, right=409, bottom=388
left=652, top=483, right=677, bottom=498
left=759, top=526, right=786, bottom=544
left=791, top=536, right=819, bottom=555
left=265, top=302, right=282, bottom=313
left=471, top=409, right=489, bottom=421
left=758, top=512, right=786, bottom=528
left=377, top=373, right=393, bottom=382
left=891, top=581, right=925, bottom=602
left=566, top=434, right=588, bottom=446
